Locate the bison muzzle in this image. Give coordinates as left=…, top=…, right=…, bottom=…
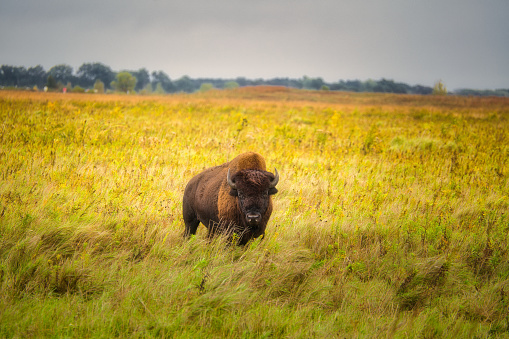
left=182, top=152, right=279, bottom=245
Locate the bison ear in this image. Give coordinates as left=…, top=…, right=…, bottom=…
left=268, top=188, right=278, bottom=195
left=229, top=189, right=238, bottom=197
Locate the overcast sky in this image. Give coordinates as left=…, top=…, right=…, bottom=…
left=1, top=0, right=508, bottom=90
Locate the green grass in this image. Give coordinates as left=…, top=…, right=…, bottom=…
left=1, top=89, right=508, bottom=337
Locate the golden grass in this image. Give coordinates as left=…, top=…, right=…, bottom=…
left=0, top=88, right=508, bottom=337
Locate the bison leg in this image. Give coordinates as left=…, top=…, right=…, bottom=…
left=183, top=204, right=200, bottom=237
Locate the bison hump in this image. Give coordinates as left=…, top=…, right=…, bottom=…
left=228, top=152, right=267, bottom=172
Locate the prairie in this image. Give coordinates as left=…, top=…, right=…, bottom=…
left=0, top=88, right=508, bottom=337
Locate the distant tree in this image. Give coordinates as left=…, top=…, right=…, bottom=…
left=302, top=76, right=312, bottom=89
left=0, top=65, right=22, bottom=86
left=224, top=81, right=239, bottom=89
left=235, top=77, right=248, bottom=87
left=199, top=83, right=214, bottom=92
left=93, top=79, right=105, bottom=93
left=346, top=80, right=363, bottom=92
left=321, top=85, right=330, bottom=91
left=71, top=85, right=85, bottom=93
left=411, top=85, right=433, bottom=95
left=26, top=65, right=47, bottom=88
left=130, top=68, right=150, bottom=91
left=48, top=64, right=74, bottom=86
left=1, top=62, right=459, bottom=96
left=46, top=75, right=58, bottom=89
left=432, top=80, right=447, bottom=95
left=15, top=66, right=30, bottom=87
left=329, top=80, right=346, bottom=91
left=174, top=75, right=195, bottom=93
left=151, top=71, right=174, bottom=92
left=154, top=82, right=165, bottom=94
left=373, top=79, right=408, bottom=94
left=252, top=78, right=265, bottom=86
left=77, top=63, right=115, bottom=89
left=140, top=83, right=153, bottom=95
left=455, top=88, right=509, bottom=97
left=0, top=65, right=47, bottom=88
left=302, top=76, right=325, bottom=90
left=266, top=78, right=295, bottom=88
left=111, top=72, right=137, bottom=93
left=363, top=79, right=377, bottom=92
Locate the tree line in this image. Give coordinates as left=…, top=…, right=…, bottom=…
left=1, top=63, right=507, bottom=97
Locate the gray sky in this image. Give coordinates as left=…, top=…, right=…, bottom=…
left=1, top=0, right=508, bottom=90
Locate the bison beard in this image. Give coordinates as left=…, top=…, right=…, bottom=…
left=182, top=152, right=278, bottom=245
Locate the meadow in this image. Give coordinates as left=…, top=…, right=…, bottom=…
left=0, top=88, right=508, bottom=338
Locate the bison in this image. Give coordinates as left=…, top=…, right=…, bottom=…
left=182, top=152, right=279, bottom=245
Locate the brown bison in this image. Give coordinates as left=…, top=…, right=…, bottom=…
left=182, top=152, right=279, bottom=245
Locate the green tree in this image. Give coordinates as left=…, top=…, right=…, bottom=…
left=0, top=65, right=47, bottom=88
left=77, top=63, right=115, bottom=89
left=0, top=65, right=20, bottom=86
left=46, top=75, right=58, bottom=89
left=111, top=72, right=137, bottom=93
left=48, top=64, right=74, bottom=85
left=93, top=79, right=105, bottom=93
left=151, top=71, right=174, bottom=92
left=174, top=75, right=195, bottom=93
left=154, top=82, right=166, bottom=94
left=71, top=85, right=85, bottom=93
left=302, top=76, right=324, bottom=90
left=130, top=68, right=150, bottom=91
left=27, top=65, right=47, bottom=88
left=433, top=80, right=447, bottom=95
left=140, top=83, right=153, bottom=95
left=199, top=83, right=214, bottom=92
left=224, top=81, right=239, bottom=89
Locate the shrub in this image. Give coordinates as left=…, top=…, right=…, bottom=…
left=71, top=86, right=85, bottom=93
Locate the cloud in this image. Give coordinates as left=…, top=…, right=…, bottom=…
left=1, top=0, right=508, bottom=89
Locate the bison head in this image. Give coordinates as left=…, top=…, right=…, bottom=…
left=227, top=168, right=279, bottom=228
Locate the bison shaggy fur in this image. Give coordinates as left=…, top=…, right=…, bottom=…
left=182, top=152, right=279, bottom=245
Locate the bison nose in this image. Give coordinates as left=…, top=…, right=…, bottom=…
left=246, top=212, right=261, bottom=225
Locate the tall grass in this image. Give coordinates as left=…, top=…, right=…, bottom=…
left=1, top=89, right=508, bottom=337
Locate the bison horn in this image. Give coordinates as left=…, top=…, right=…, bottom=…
left=269, top=168, right=279, bottom=188
left=227, top=168, right=237, bottom=189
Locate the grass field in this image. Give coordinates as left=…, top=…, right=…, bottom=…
left=1, top=88, right=508, bottom=338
